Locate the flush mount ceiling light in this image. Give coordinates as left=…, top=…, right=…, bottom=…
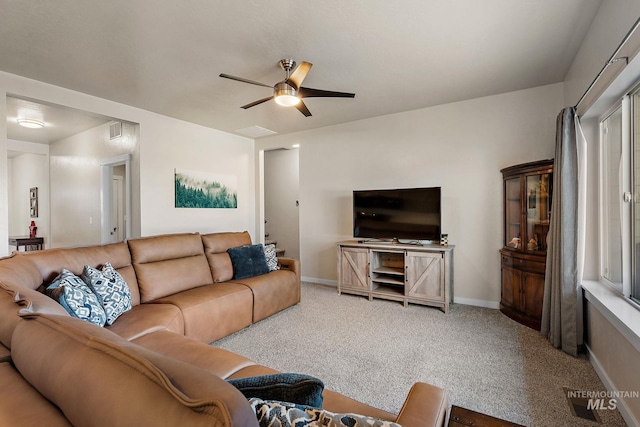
left=17, top=118, right=45, bottom=129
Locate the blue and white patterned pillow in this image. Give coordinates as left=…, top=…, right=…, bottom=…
left=249, top=398, right=402, bottom=427
left=45, top=269, right=107, bottom=327
left=264, top=244, right=280, bottom=272
left=81, top=262, right=132, bottom=326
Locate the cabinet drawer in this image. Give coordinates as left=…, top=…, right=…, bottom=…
left=501, top=255, right=513, bottom=267
left=522, top=260, right=545, bottom=274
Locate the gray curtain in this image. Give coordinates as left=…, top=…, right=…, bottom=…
left=541, top=106, right=584, bottom=357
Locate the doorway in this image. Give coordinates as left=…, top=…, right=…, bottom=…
left=263, top=148, right=300, bottom=259
left=111, top=174, right=125, bottom=242
left=101, top=154, right=131, bottom=243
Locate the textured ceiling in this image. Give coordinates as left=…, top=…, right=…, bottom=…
left=0, top=1, right=601, bottom=138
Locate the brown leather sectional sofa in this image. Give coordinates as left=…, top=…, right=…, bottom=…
left=0, top=231, right=448, bottom=426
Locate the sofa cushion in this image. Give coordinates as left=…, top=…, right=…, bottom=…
left=154, top=283, right=253, bottom=343
left=22, top=242, right=141, bottom=305
left=228, top=244, right=269, bottom=279
left=132, top=330, right=256, bottom=378
left=231, top=269, right=300, bottom=322
left=249, top=398, right=402, bottom=427
left=106, top=303, right=184, bottom=340
left=0, top=362, right=72, bottom=427
left=0, top=253, right=43, bottom=290
left=81, top=263, right=132, bottom=325
left=202, top=231, right=252, bottom=282
left=0, top=282, right=69, bottom=349
left=128, top=233, right=214, bottom=303
left=11, top=314, right=259, bottom=427
left=229, top=373, right=324, bottom=407
left=45, top=269, right=106, bottom=327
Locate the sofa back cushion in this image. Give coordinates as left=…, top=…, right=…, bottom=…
left=0, top=253, right=44, bottom=290
left=22, top=242, right=141, bottom=306
left=0, top=282, right=69, bottom=349
left=11, top=313, right=259, bottom=427
left=202, top=231, right=252, bottom=282
left=128, top=233, right=213, bottom=303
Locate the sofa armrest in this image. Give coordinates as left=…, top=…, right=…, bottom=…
left=277, top=257, right=301, bottom=282
left=394, top=382, right=448, bottom=427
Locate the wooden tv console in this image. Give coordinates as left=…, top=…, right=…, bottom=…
left=337, top=241, right=454, bottom=313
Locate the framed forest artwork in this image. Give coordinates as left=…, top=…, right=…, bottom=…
left=174, top=169, right=237, bottom=209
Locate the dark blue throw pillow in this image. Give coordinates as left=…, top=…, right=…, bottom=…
left=228, top=373, right=324, bottom=408
left=227, top=244, right=270, bottom=279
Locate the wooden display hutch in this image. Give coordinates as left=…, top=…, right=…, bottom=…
left=337, top=241, right=454, bottom=313
left=500, top=159, right=553, bottom=330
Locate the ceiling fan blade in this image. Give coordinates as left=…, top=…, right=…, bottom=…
left=241, top=96, right=273, bottom=109
left=296, top=100, right=312, bottom=117
left=219, top=73, right=272, bottom=88
left=299, top=87, right=355, bottom=98
left=286, top=62, right=312, bottom=89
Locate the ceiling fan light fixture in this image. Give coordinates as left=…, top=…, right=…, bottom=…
left=16, top=117, right=45, bottom=129
left=274, top=82, right=300, bottom=107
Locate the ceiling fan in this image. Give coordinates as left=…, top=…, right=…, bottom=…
left=219, top=59, right=355, bottom=117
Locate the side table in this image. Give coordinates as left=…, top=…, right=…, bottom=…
left=8, top=236, right=44, bottom=252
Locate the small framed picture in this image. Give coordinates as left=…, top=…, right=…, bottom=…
left=29, top=187, right=38, bottom=218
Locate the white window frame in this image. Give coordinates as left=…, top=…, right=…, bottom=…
left=621, top=95, right=633, bottom=298
left=598, top=90, right=640, bottom=307
left=599, top=96, right=633, bottom=296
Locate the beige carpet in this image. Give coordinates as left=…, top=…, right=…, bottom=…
left=213, top=282, right=627, bottom=426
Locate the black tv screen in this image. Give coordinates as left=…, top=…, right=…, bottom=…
left=353, top=187, right=441, bottom=241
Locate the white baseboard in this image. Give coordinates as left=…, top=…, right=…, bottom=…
left=302, top=278, right=499, bottom=309
left=587, top=344, right=639, bottom=427
left=453, top=296, right=500, bottom=309
left=302, top=277, right=337, bottom=287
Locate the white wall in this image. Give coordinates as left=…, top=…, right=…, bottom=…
left=257, top=83, right=563, bottom=305
left=8, top=152, right=49, bottom=244
left=49, top=122, right=136, bottom=248
left=564, top=0, right=640, bottom=109
left=7, top=140, right=50, bottom=247
left=0, top=70, right=256, bottom=256
left=138, top=116, right=255, bottom=239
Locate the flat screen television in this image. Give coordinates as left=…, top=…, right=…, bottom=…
left=353, top=187, right=441, bottom=242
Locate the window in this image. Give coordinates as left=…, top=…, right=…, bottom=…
left=601, top=85, right=640, bottom=304
left=601, top=106, right=623, bottom=289
left=633, top=90, right=640, bottom=303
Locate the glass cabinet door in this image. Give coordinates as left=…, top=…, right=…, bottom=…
left=505, top=177, right=521, bottom=249
left=525, top=173, right=552, bottom=251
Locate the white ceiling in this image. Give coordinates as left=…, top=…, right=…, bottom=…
left=1, top=1, right=601, bottom=139
left=7, top=96, right=110, bottom=145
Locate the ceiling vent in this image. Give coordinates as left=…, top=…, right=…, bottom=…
left=109, top=122, right=122, bottom=139
left=235, top=126, right=277, bottom=139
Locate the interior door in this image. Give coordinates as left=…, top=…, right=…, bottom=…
left=110, top=176, right=124, bottom=242
left=264, top=149, right=299, bottom=259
